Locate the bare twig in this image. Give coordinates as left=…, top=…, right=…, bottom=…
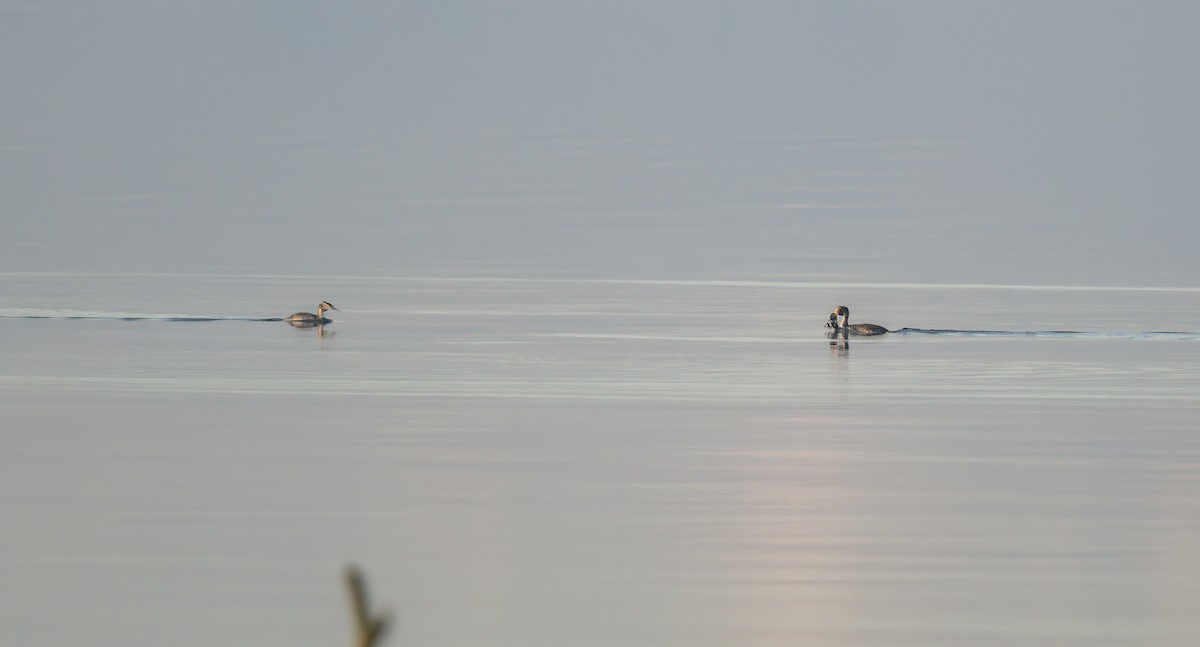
left=345, top=565, right=391, bottom=647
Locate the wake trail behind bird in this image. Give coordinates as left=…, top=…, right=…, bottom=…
left=891, top=328, right=1200, bottom=339
left=0, top=309, right=283, bottom=322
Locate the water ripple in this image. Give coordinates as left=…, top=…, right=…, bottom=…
left=0, top=309, right=282, bottom=322
left=891, top=328, right=1200, bottom=340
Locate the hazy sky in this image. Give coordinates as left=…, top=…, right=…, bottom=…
left=3, top=2, right=1198, bottom=284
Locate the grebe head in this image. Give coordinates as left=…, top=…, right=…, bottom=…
left=831, top=305, right=849, bottom=328
left=317, top=301, right=339, bottom=314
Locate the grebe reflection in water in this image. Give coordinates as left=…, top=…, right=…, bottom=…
left=826, top=305, right=888, bottom=336
left=285, top=301, right=339, bottom=327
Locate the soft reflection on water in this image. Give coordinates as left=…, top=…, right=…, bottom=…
left=2, top=273, right=1199, bottom=646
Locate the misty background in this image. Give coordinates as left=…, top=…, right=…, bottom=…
left=3, top=2, right=1198, bottom=285
left=5, top=5, right=1200, bottom=646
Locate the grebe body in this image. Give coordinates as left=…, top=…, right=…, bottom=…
left=828, top=305, right=888, bottom=336
left=286, top=301, right=339, bottom=325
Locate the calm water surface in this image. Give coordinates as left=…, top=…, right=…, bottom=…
left=3, top=273, right=1198, bottom=646
left=7, top=3, right=1200, bottom=643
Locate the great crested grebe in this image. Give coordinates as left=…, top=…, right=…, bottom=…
left=285, top=301, right=339, bottom=325
left=827, top=305, right=887, bottom=336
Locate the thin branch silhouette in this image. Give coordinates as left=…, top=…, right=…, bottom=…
left=345, top=565, right=391, bottom=647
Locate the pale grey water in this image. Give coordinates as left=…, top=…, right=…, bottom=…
left=3, top=272, right=1199, bottom=646
left=5, top=3, right=1200, bottom=644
